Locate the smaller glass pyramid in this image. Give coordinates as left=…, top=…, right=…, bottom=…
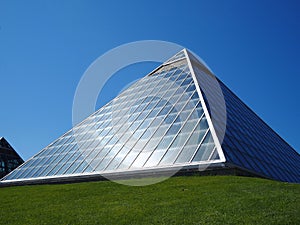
left=0, top=137, right=24, bottom=178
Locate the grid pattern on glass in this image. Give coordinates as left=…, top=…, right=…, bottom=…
left=164, top=50, right=186, bottom=64
left=191, top=58, right=300, bottom=183
left=2, top=56, right=218, bottom=181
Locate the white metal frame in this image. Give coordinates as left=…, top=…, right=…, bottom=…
left=183, top=49, right=226, bottom=163
left=1, top=49, right=228, bottom=184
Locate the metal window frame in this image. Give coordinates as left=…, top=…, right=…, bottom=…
left=183, top=49, right=226, bottom=163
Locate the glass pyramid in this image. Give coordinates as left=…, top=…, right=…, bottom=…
left=0, top=137, right=24, bottom=178
left=1, top=49, right=299, bottom=185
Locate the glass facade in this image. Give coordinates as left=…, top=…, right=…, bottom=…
left=1, top=52, right=219, bottom=182
left=1, top=49, right=299, bottom=184
left=188, top=52, right=300, bottom=183
left=219, top=81, right=300, bottom=183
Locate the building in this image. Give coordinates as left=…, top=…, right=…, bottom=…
left=1, top=49, right=299, bottom=186
left=0, top=137, right=24, bottom=178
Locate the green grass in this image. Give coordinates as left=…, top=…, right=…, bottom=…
left=0, top=176, right=299, bottom=225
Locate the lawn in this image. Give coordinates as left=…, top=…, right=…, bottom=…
left=0, top=175, right=299, bottom=225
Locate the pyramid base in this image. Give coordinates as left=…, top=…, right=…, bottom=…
left=0, top=162, right=268, bottom=187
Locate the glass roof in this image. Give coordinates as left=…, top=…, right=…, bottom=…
left=2, top=49, right=299, bottom=184
left=2, top=53, right=219, bottom=182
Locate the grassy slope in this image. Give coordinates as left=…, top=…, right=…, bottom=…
left=0, top=176, right=299, bottom=225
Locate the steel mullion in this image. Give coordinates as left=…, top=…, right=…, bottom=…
left=188, top=130, right=212, bottom=163
left=118, top=70, right=192, bottom=170
left=127, top=75, right=197, bottom=169
left=174, top=124, right=210, bottom=164
left=43, top=115, right=112, bottom=177
left=142, top=100, right=204, bottom=168
left=111, top=67, right=190, bottom=170
left=156, top=92, right=203, bottom=166
left=78, top=65, right=180, bottom=173
left=59, top=80, right=156, bottom=175
left=32, top=132, right=77, bottom=176
left=207, top=147, right=218, bottom=161
left=16, top=131, right=74, bottom=176
left=16, top=133, right=74, bottom=179
left=91, top=65, right=183, bottom=172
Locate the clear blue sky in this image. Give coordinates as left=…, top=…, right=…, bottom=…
left=0, top=1, right=299, bottom=160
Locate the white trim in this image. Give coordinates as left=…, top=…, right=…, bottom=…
left=0, top=160, right=225, bottom=184
left=1, top=49, right=228, bottom=184
left=183, top=49, right=226, bottom=162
